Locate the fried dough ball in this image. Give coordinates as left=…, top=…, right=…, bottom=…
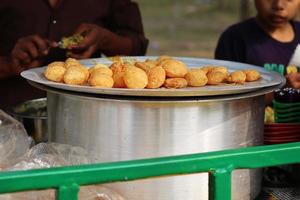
left=135, top=62, right=152, bottom=72
left=123, top=67, right=148, bottom=89
left=164, top=78, right=187, bottom=89
left=146, top=66, right=166, bottom=89
left=89, top=64, right=112, bottom=76
left=111, top=62, right=128, bottom=88
left=207, top=71, right=227, bottom=85
left=161, top=59, right=188, bottom=78
left=144, top=60, right=159, bottom=68
left=227, top=71, right=246, bottom=84
left=44, top=62, right=66, bottom=82
left=156, top=55, right=172, bottom=64
left=123, top=61, right=136, bottom=68
left=75, top=65, right=90, bottom=82
left=110, top=62, right=127, bottom=74
left=185, top=69, right=208, bottom=87
left=112, top=72, right=126, bottom=88
left=64, top=58, right=81, bottom=68
left=212, top=66, right=228, bottom=75
left=47, top=61, right=65, bottom=68
left=200, top=66, right=214, bottom=74
left=64, top=66, right=86, bottom=85
left=88, top=71, right=114, bottom=88
left=243, top=69, right=261, bottom=82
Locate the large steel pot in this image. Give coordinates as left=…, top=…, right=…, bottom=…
left=41, top=85, right=280, bottom=200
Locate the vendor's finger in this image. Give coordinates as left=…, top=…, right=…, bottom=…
left=31, top=35, right=48, bottom=52
left=13, top=50, right=31, bottom=64
left=68, top=46, right=95, bottom=59
left=22, top=42, right=39, bottom=59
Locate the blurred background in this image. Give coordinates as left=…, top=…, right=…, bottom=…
left=138, top=0, right=255, bottom=58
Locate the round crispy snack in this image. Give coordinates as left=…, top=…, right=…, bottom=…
left=135, top=62, right=152, bottom=72
left=227, top=71, right=246, bottom=84
left=88, top=71, right=114, bottom=88
left=147, top=66, right=166, bottom=89
left=243, top=69, right=261, bottom=82
left=63, top=66, right=86, bottom=85
left=185, top=69, right=208, bottom=87
left=156, top=55, right=172, bottom=64
left=123, top=67, right=148, bottom=89
left=164, top=78, right=187, bottom=89
left=212, top=66, right=228, bottom=75
left=89, top=64, right=113, bottom=76
left=110, top=62, right=127, bottom=74
left=64, top=58, right=81, bottom=68
left=161, top=59, right=188, bottom=78
left=111, top=62, right=128, bottom=88
left=47, top=61, right=65, bottom=68
left=44, top=62, right=66, bottom=82
left=200, top=66, right=214, bottom=74
left=207, top=71, right=227, bottom=85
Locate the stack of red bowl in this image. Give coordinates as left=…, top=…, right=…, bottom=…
left=264, top=123, right=300, bottom=145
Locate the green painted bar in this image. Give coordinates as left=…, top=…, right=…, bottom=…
left=57, top=184, right=79, bottom=200
left=0, top=142, right=299, bottom=199
left=209, top=168, right=232, bottom=200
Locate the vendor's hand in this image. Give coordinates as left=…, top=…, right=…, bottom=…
left=286, top=73, right=300, bottom=89
left=68, top=23, right=112, bottom=59
left=10, top=35, right=57, bottom=74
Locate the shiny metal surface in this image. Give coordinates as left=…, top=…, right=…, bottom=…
left=46, top=87, right=267, bottom=200
left=21, top=57, right=285, bottom=97
left=8, top=98, right=47, bottom=143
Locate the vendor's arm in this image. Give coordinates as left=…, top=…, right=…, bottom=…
left=0, top=35, right=56, bottom=79
left=68, top=0, right=148, bottom=59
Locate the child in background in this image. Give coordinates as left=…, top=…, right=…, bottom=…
left=215, top=0, right=300, bottom=199
left=215, top=0, right=300, bottom=89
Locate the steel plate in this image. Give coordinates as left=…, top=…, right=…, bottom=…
left=21, top=56, right=285, bottom=97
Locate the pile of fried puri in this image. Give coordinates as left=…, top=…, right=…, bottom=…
left=44, top=56, right=261, bottom=89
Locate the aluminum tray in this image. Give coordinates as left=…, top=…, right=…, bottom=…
left=21, top=56, right=285, bottom=97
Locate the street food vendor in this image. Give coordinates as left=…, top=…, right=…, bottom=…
left=0, top=0, right=148, bottom=109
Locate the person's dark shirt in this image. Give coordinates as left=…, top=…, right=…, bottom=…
left=215, top=18, right=300, bottom=68
left=0, top=0, right=148, bottom=109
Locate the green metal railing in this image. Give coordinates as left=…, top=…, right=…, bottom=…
left=0, top=142, right=300, bottom=200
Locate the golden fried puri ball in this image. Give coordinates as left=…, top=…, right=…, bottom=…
left=227, top=71, right=246, bottom=84
left=64, top=58, right=81, bottom=68
left=110, top=62, right=127, bottom=74
left=44, top=62, right=66, bottom=82
left=146, top=66, right=166, bottom=89
left=156, top=55, right=172, bottom=64
left=112, top=72, right=126, bottom=88
left=88, top=71, right=114, bottom=88
left=123, top=61, right=136, bottom=68
left=89, top=64, right=113, bottom=76
left=185, top=69, right=208, bottom=87
left=135, top=62, right=152, bottom=72
left=161, top=59, right=188, bottom=78
left=207, top=71, right=227, bottom=85
left=75, top=65, right=90, bottom=82
left=111, top=62, right=128, bottom=88
left=64, top=66, right=86, bottom=85
left=144, top=60, right=159, bottom=68
left=164, top=78, right=187, bottom=89
left=212, top=66, right=228, bottom=75
left=243, top=69, right=261, bottom=82
left=123, top=67, right=148, bottom=89
left=47, top=61, right=65, bottom=68
left=200, top=66, right=214, bottom=74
